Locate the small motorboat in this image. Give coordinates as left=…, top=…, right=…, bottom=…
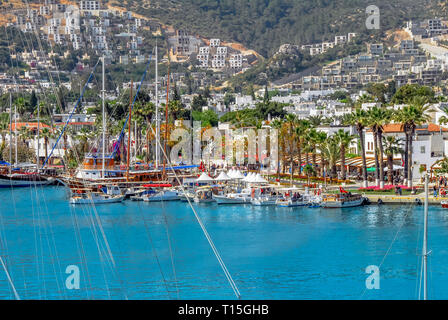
left=130, top=189, right=156, bottom=201
left=194, top=188, right=215, bottom=203
left=143, top=189, right=180, bottom=202
left=213, top=189, right=252, bottom=205
left=276, top=196, right=308, bottom=207
left=251, top=195, right=282, bottom=206
left=442, top=200, right=448, bottom=209
left=70, top=192, right=125, bottom=205
left=178, top=189, right=196, bottom=202
left=320, top=193, right=365, bottom=208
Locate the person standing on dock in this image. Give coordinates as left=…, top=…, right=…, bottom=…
left=434, top=185, right=438, bottom=198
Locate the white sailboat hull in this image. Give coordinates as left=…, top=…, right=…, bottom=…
left=143, top=191, right=180, bottom=202
left=213, top=194, right=250, bottom=205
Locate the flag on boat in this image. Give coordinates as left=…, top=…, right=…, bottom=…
left=339, top=186, right=349, bottom=194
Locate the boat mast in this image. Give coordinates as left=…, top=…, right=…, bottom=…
left=155, top=44, right=159, bottom=170
left=423, top=173, right=429, bottom=300
left=126, top=80, right=133, bottom=182
left=14, top=101, right=17, bottom=167
left=102, top=55, right=106, bottom=178
left=8, top=92, right=12, bottom=174
left=163, top=56, right=170, bottom=176
left=37, top=98, right=40, bottom=172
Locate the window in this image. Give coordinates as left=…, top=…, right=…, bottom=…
left=421, top=146, right=426, bottom=154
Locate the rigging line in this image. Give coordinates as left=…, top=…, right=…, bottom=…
left=112, top=50, right=154, bottom=156
left=81, top=205, right=113, bottom=299
left=159, top=198, right=180, bottom=299
left=147, top=123, right=241, bottom=299
left=34, top=184, right=67, bottom=299
left=414, top=212, right=423, bottom=300
left=418, top=254, right=423, bottom=300
left=0, top=256, right=20, bottom=300
left=89, top=204, right=129, bottom=299
left=42, top=58, right=101, bottom=169
left=68, top=203, right=94, bottom=299
left=77, top=188, right=127, bottom=299
left=359, top=202, right=416, bottom=300
left=136, top=201, right=173, bottom=299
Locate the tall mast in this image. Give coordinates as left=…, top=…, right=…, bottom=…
left=8, top=93, right=12, bottom=174
left=134, top=120, right=137, bottom=162
left=126, top=80, right=133, bottom=182
left=155, top=44, right=159, bottom=169
left=423, top=173, right=429, bottom=300
left=14, top=102, right=17, bottom=167
left=102, top=55, right=106, bottom=178
left=37, top=98, right=40, bottom=172
left=163, top=58, right=170, bottom=176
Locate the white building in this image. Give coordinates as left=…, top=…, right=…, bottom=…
left=210, top=39, right=221, bottom=47
left=364, top=123, right=448, bottom=181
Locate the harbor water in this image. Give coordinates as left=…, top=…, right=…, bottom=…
left=1, top=186, right=448, bottom=300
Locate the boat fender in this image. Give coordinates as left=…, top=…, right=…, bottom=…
left=377, top=199, right=383, bottom=205
left=415, top=198, right=423, bottom=206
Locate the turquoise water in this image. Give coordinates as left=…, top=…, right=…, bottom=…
left=0, top=186, right=447, bottom=300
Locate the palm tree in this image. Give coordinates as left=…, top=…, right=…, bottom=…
left=335, top=129, right=355, bottom=181
left=271, top=119, right=285, bottom=177
left=0, top=113, right=9, bottom=152
left=367, top=106, right=393, bottom=188
left=41, top=128, right=52, bottom=162
left=307, top=115, right=324, bottom=128
left=315, top=131, right=328, bottom=178
left=295, top=120, right=310, bottom=175
left=303, top=164, right=316, bottom=186
left=347, top=108, right=369, bottom=187
left=18, top=126, right=31, bottom=147
left=284, top=114, right=298, bottom=183
left=383, top=136, right=404, bottom=184
left=395, top=97, right=432, bottom=188
left=322, top=135, right=340, bottom=180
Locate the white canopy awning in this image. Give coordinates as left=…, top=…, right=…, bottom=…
left=215, top=171, right=231, bottom=181
left=232, top=170, right=246, bottom=180
left=384, top=165, right=404, bottom=171
left=196, top=172, right=214, bottom=182
left=252, top=173, right=269, bottom=184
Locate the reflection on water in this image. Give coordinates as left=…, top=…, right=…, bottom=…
left=0, top=187, right=448, bottom=300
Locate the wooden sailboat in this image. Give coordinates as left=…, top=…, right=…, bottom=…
left=0, top=93, right=52, bottom=188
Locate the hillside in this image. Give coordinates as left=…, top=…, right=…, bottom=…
left=114, top=0, right=445, bottom=57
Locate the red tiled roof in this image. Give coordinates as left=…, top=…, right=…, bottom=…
left=9, top=122, right=51, bottom=131
left=55, top=122, right=95, bottom=126
left=371, top=123, right=448, bottom=133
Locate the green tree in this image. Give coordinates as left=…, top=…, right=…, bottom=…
left=335, top=129, right=355, bottom=181
left=394, top=97, right=432, bottom=188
